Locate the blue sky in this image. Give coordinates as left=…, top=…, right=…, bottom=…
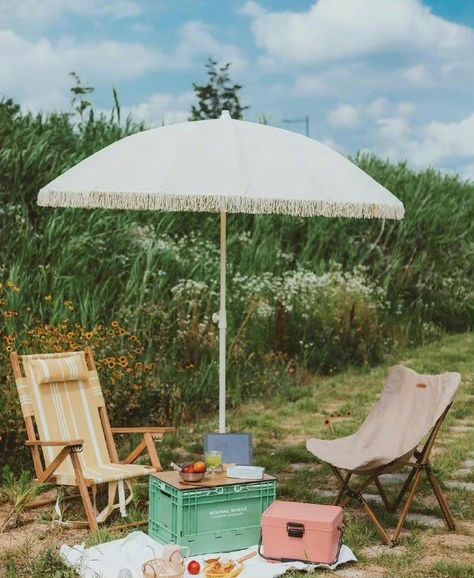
left=1, top=0, right=473, bottom=178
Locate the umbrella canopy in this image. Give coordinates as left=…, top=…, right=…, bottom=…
left=39, top=111, right=403, bottom=219
left=38, top=111, right=404, bottom=431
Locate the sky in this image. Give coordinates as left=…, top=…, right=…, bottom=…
left=1, top=0, right=474, bottom=179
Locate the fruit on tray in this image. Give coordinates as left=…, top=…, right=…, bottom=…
left=182, top=464, right=195, bottom=473
left=193, top=461, right=206, bottom=473
left=187, top=560, right=201, bottom=575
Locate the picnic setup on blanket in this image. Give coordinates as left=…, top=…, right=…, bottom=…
left=11, top=112, right=462, bottom=576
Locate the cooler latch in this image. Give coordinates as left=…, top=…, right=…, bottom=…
left=287, top=522, right=305, bottom=538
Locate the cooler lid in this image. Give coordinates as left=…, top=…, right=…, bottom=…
left=262, top=500, right=343, bottom=532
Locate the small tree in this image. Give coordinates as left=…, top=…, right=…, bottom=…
left=69, top=72, right=95, bottom=121
left=190, top=58, right=249, bottom=120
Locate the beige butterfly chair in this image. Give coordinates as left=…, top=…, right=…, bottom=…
left=307, top=365, right=461, bottom=545
left=10, top=348, right=175, bottom=530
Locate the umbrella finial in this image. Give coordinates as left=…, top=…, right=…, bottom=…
left=220, top=110, right=232, bottom=120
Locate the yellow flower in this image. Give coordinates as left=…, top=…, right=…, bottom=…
left=118, top=328, right=126, bottom=336
left=0, top=300, right=5, bottom=306
left=7, top=281, right=14, bottom=289
left=129, top=335, right=138, bottom=342
left=45, top=295, right=53, bottom=302
left=3, top=311, right=17, bottom=318
left=84, top=332, right=93, bottom=340
left=119, top=356, right=128, bottom=368
left=135, top=348, right=142, bottom=355
left=6, top=346, right=13, bottom=352
left=111, top=321, right=119, bottom=327
left=107, top=359, right=117, bottom=369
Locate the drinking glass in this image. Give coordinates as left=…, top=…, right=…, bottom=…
left=205, top=450, right=223, bottom=475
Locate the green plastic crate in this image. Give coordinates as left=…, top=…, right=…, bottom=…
left=148, top=475, right=276, bottom=555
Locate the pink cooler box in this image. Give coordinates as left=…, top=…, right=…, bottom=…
left=260, top=501, right=343, bottom=565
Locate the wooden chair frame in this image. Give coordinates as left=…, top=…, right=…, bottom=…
left=329, top=405, right=455, bottom=545
left=11, top=347, right=175, bottom=531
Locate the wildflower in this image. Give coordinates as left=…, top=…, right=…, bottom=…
left=45, top=295, right=53, bottom=302
left=106, top=358, right=117, bottom=369
left=6, top=346, right=13, bottom=352
left=111, top=321, right=119, bottom=327
left=3, top=311, right=17, bottom=318
left=135, top=348, right=142, bottom=355
left=0, top=300, right=5, bottom=306
left=118, top=328, right=126, bottom=336
left=119, top=356, right=128, bottom=368
left=129, top=335, right=138, bottom=342
left=7, top=281, right=14, bottom=289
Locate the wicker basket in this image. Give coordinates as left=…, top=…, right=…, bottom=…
left=142, top=551, right=185, bottom=578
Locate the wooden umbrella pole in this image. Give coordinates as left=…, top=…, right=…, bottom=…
left=219, top=210, right=227, bottom=433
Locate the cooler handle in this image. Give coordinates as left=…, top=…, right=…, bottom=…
left=286, top=522, right=305, bottom=538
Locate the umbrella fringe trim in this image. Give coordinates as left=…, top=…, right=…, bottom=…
left=38, top=190, right=404, bottom=220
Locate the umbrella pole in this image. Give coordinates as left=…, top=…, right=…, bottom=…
left=219, top=210, right=227, bottom=433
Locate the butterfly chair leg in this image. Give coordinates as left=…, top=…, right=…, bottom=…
left=390, top=467, right=417, bottom=513
left=391, top=467, right=425, bottom=544
left=359, top=495, right=392, bottom=545
left=334, top=472, right=352, bottom=505
left=373, top=477, right=392, bottom=512
left=425, top=464, right=456, bottom=531
left=331, top=466, right=392, bottom=545
left=70, top=452, right=98, bottom=531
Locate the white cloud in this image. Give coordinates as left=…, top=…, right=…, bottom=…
left=377, top=116, right=410, bottom=140
left=403, top=63, right=431, bottom=85
left=397, top=101, right=416, bottom=116
left=170, top=21, right=247, bottom=72
left=327, top=104, right=360, bottom=129
left=0, top=17, right=244, bottom=112
left=0, top=29, right=160, bottom=111
left=366, top=97, right=389, bottom=118
left=123, top=91, right=194, bottom=126
left=376, top=112, right=474, bottom=176
left=0, top=0, right=141, bottom=25
left=242, top=0, right=474, bottom=66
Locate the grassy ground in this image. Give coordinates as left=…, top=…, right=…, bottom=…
left=1, top=332, right=473, bottom=577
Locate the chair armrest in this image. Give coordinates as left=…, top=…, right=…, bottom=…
left=25, top=439, right=84, bottom=447
left=111, top=427, right=175, bottom=434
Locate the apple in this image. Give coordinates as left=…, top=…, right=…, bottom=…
left=183, top=464, right=194, bottom=473
left=187, top=560, right=201, bottom=575
left=193, top=461, right=206, bottom=474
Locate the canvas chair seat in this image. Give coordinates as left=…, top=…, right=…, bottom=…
left=307, top=365, right=460, bottom=473
left=307, top=365, right=461, bottom=545
left=55, top=463, right=156, bottom=486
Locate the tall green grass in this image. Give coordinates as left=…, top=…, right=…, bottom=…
left=0, top=96, right=473, bottom=441
left=1, top=95, right=472, bottom=334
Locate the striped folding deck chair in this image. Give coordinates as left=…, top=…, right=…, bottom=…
left=10, top=348, right=175, bottom=530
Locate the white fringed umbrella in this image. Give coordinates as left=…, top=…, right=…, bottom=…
left=38, top=111, right=404, bottom=432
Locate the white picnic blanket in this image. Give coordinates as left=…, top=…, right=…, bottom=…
left=61, top=531, right=357, bottom=578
